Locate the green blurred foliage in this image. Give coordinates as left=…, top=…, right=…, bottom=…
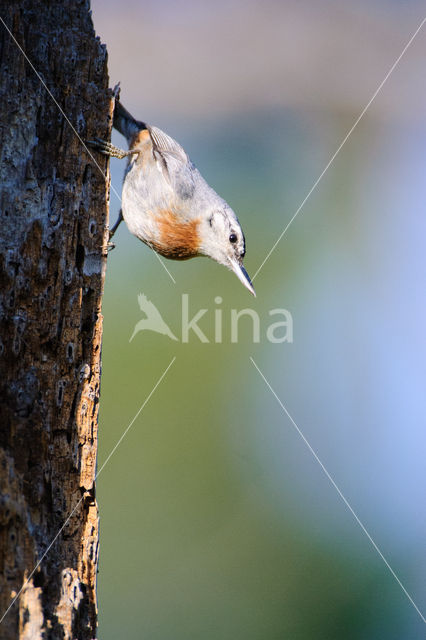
left=93, top=2, right=426, bottom=637
left=97, top=109, right=425, bottom=638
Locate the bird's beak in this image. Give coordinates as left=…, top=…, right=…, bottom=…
left=229, top=258, right=256, bottom=296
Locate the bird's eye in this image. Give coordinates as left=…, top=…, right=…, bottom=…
left=229, top=233, right=238, bottom=244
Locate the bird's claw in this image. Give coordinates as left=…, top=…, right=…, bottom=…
left=101, top=240, right=116, bottom=257
left=87, top=138, right=131, bottom=159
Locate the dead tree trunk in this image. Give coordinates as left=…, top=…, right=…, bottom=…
left=0, top=2, right=111, bottom=638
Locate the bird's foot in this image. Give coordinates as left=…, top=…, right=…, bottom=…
left=87, top=138, right=133, bottom=160
left=101, top=240, right=116, bottom=257
left=109, top=211, right=124, bottom=240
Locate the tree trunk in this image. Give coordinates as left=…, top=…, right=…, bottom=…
left=0, top=2, right=111, bottom=638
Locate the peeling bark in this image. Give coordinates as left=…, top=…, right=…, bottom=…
left=0, top=2, right=111, bottom=638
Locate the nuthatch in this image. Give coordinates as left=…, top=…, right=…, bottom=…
left=90, top=101, right=255, bottom=296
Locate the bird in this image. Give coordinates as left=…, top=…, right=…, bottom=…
left=89, top=100, right=255, bottom=296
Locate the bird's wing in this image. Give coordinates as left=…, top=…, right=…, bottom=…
left=148, top=125, right=189, bottom=185
left=148, top=126, right=188, bottom=163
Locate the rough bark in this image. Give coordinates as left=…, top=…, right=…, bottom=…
left=0, top=2, right=111, bottom=638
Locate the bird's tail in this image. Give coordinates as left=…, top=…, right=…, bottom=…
left=113, top=101, right=147, bottom=143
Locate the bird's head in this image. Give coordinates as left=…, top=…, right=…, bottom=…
left=198, top=206, right=255, bottom=296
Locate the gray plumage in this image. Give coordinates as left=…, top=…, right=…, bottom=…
left=91, top=101, right=255, bottom=295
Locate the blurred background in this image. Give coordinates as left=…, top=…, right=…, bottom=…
left=91, top=1, right=426, bottom=638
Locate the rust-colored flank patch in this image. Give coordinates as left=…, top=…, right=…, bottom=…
left=129, top=128, right=150, bottom=150
left=154, top=209, right=201, bottom=260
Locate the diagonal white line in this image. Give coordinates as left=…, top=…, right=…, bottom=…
left=0, top=16, right=176, bottom=284
left=0, top=356, right=176, bottom=625
left=0, top=17, right=119, bottom=200
left=95, top=356, right=176, bottom=477
left=252, top=16, right=426, bottom=281
left=250, top=356, right=426, bottom=624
